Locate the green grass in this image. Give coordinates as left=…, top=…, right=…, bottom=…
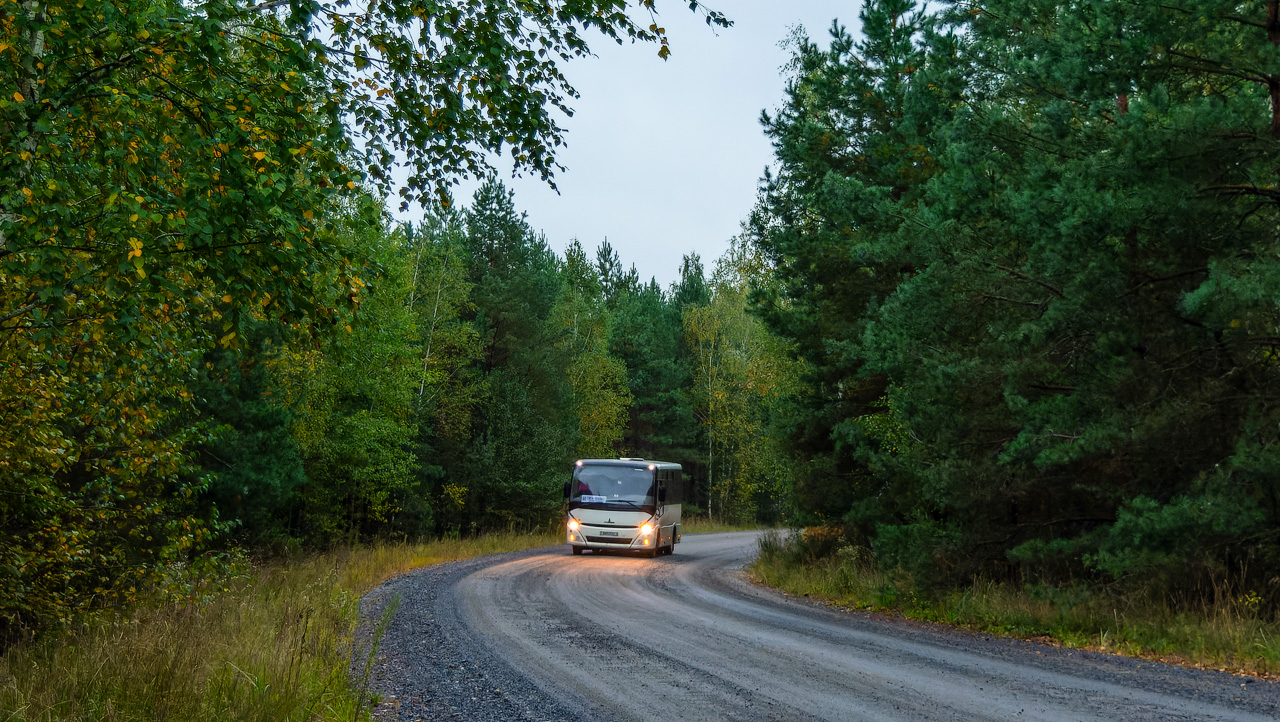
left=750, top=530, right=1280, bottom=679
left=680, top=516, right=765, bottom=534
left=0, top=531, right=559, bottom=722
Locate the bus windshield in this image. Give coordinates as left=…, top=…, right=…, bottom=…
left=571, top=465, right=655, bottom=507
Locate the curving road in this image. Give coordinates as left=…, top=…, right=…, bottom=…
left=363, top=531, right=1280, bottom=722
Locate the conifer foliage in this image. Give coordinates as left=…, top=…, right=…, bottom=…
left=753, top=0, right=1280, bottom=606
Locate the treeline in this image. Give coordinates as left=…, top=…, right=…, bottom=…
left=751, top=0, right=1280, bottom=611
left=12, top=0, right=1277, bottom=642
left=198, top=179, right=797, bottom=551
left=2, top=167, right=799, bottom=637
left=0, top=0, right=747, bottom=641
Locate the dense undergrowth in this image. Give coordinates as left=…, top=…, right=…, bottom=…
left=680, top=517, right=763, bottom=535
left=751, top=530, right=1280, bottom=679
left=0, top=532, right=559, bottom=722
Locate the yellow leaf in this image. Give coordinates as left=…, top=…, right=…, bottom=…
left=253, top=151, right=266, bottom=160
left=129, top=214, right=139, bottom=222
left=346, top=181, right=356, bottom=189
left=12, top=91, right=23, bottom=102
left=221, top=295, right=232, bottom=304
left=345, top=325, right=353, bottom=333
left=303, top=209, right=314, bottom=220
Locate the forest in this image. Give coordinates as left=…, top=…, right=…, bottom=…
left=5, top=0, right=1280, bottom=646
left=753, top=0, right=1280, bottom=617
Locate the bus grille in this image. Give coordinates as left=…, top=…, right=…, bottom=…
left=585, top=536, right=632, bottom=544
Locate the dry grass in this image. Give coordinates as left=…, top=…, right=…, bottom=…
left=751, top=530, right=1280, bottom=678
left=0, top=531, right=559, bottom=722
left=680, top=516, right=763, bottom=535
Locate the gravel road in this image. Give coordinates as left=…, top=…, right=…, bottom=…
left=360, top=530, right=1280, bottom=721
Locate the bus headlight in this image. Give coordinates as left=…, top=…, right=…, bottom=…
left=568, top=519, right=580, bottom=531
left=640, top=523, right=653, bottom=535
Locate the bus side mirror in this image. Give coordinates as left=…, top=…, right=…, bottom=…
left=563, top=482, right=570, bottom=500
left=657, top=487, right=667, bottom=503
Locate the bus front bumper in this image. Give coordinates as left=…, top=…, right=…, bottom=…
left=567, top=528, right=657, bottom=551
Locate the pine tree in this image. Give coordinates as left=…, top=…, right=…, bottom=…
left=751, top=0, right=949, bottom=522
left=756, top=0, right=1280, bottom=601
left=454, top=179, right=569, bottom=532
left=595, top=238, right=625, bottom=305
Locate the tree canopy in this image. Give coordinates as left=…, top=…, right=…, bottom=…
left=0, top=0, right=733, bottom=640
left=10, top=0, right=1280, bottom=641
left=751, top=0, right=1280, bottom=606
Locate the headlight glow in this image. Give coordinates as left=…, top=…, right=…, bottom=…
left=568, top=519, right=580, bottom=531
left=640, top=523, right=654, bottom=535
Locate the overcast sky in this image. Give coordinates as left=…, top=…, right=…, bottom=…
left=395, top=1, right=860, bottom=288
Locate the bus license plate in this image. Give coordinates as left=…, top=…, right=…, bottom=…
left=601, top=531, right=618, bottom=536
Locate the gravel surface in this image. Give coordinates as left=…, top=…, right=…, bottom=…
left=356, top=549, right=582, bottom=722
left=357, top=531, right=1280, bottom=722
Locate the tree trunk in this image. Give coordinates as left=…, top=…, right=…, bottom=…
left=1269, top=1, right=1280, bottom=138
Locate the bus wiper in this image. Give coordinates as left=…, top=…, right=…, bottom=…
left=608, top=499, right=643, bottom=509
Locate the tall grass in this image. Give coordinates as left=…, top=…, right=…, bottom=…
left=751, top=529, right=1280, bottom=678
left=0, top=531, right=559, bottom=721
left=680, top=516, right=763, bottom=535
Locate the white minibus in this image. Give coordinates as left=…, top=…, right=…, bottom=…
left=563, top=458, right=683, bottom=556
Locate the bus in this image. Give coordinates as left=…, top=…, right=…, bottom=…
left=563, top=458, right=683, bottom=557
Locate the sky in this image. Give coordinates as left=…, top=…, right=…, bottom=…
left=395, top=1, right=860, bottom=289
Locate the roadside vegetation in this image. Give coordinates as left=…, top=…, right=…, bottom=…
left=753, top=530, right=1280, bottom=678
left=0, top=532, right=559, bottom=722
left=7, top=0, right=1280, bottom=709
left=1, top=0, right=772, bottom=649
left=737, top=0, right=1280, bottom=674
left=681, top=515, right=765, bottom=535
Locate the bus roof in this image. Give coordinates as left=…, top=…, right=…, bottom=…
left=575, top=458, right=682, bottom=470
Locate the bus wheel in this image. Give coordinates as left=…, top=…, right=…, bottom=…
left=572, top=546, right=584, bottom=555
